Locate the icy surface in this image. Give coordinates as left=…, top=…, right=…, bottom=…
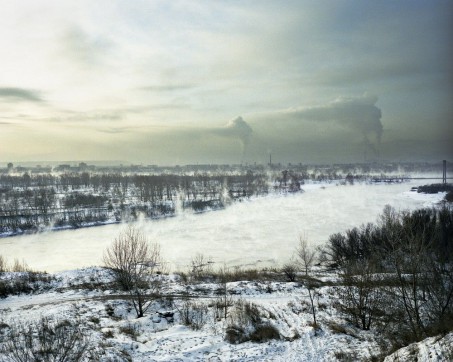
left=0, top=181, right=445, bottom=272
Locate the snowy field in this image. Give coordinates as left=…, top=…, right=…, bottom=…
left=1, top=267, right=451, bottom=361
left=0, top=180, right=445, bottom=273
left=0, top=268, right=365, bottom=361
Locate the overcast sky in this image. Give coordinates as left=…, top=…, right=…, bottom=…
left=1, top=0, right=452, bottom=165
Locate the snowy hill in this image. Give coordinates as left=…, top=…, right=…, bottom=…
left=1, top=266, right=451, bottom=361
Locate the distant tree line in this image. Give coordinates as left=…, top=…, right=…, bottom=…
left=417, top=183, right=453, bottom=203
left=0, top=169, right=419, bottom=235
left=0, top=172, right=271, bottom=234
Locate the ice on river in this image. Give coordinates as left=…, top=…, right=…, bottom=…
left=0, top=181, right=446, bottom=273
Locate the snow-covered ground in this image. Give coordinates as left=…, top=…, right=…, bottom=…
left=384, top=333, right=453, bottom=362
left=0, top=267, right=378, bottom=361
left=1, top=266, right=451, bottom=361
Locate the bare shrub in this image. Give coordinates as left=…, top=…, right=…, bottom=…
left=189, top=253, right=213, bottom=282
left=334, top=351, right=356, bottom=361
left=249, top=324, right=280, bottom=342
left=326, top=321, right=348, bottom=334
left=225, top=325, right=246, bottom=344
left=0, top=272, right=54, bottom=298
left=304, top=279, right=320, bottom=333
left=1, top=317, right=92, bottom=362
left=177, top=300, right=209, bottom=330
left=0, top=255, right=8, bottom=273
left=118, top=323, right=140, bottom=340
left=11, top=258, right=29, bottom=273
left=225, top=299, right=280, bottom=344
left=102, top=330, right=114, bottom=339
left=214, top=265, right=234, bottom=321
left=281, top=260, right=298, bottom=282
left=215, top=266, right=261, bottom=283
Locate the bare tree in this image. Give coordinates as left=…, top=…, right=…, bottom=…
left=378, top=207, right=453, bottom=345
left=296, top=236, right=316, bottom=276
left=385, top=225, right=431, bottom=341
left=103, top=226, right=163, bottom=318
left=295, top=236, right=318, bottom=332
left=189, top=253, right=213, bottom=282
left=215, top=264, right=234, bottom=321
left=305, top=279, right=319, bottom=333
left=423, top=254, right=453, bottom=334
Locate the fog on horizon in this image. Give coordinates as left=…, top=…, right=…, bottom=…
left=0, top=1, right=452, bottom=165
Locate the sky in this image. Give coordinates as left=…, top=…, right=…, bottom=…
left=0, top=0, right=452, bottom=166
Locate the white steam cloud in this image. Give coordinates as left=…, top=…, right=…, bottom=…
left=282, top=94, right=383, bottom=156
left=213, top=116, right=253, bottom=160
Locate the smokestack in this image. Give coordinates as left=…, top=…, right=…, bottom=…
left=443, top=160, right=447, bottom=184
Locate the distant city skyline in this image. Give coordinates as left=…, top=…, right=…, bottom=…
left=1, top=1, right=452, bottom=165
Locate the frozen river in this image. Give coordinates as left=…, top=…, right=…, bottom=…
left=0, top=180, right=445, bottom=272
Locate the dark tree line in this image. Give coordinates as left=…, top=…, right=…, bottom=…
left=0, top=172, right=271, bottom=234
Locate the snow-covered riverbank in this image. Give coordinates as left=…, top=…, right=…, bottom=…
left=1, top=266, right=451, bottom=361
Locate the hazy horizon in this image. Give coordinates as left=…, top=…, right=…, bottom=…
left=1, top=1, right=452, bottom=165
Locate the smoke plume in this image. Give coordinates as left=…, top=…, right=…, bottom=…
left=285, top=94, right=383, bottom=154
left=214, top=116, right=253, bottom=160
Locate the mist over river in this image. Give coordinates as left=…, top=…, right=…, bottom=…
left=0, top=181, right=445, bottom=273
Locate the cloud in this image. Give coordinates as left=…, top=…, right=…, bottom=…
left=284, top=94, right=383, bottom=144
left=312, top=63, right=425, bottom=87
left=52, top=111, right=124, bottom=123
left=97, top=127, right=133, bottom=134
left=0, top=87, right=43, bottom=102
left=222, top=116, right=253, bottom=145
left=92, top=96, right=382, bottom=164
left=211, top=116, right=253, bottom=159
left=61, top=25, right=112, bottom=68
left=0, top=2, right=450, bottom=164
left=97, top=116, right=256, bottom=164
left=242, top=94, right=385, bottom=162
left=141, top=84, right=195, bottom=92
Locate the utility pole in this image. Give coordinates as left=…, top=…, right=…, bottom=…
left=443, top=160, right=447, bottom=184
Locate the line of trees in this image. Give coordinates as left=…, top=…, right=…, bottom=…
left=0, top=172, right=270, bottom=194
left=0, top=172, right=271, bottom=233
left=323, top=205, right=453, bottom=349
